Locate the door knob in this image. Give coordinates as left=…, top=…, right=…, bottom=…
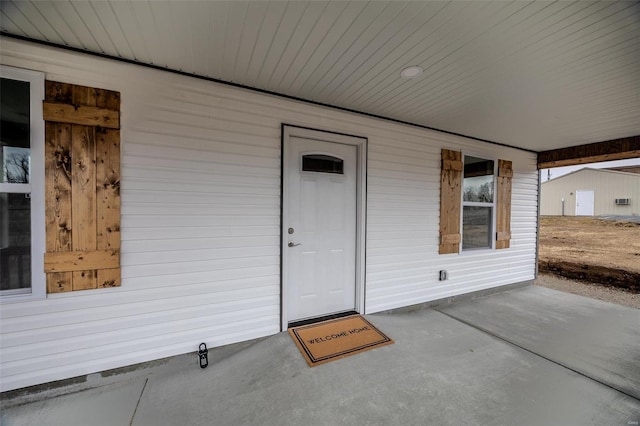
left=288, top=242, right=301, bottom=247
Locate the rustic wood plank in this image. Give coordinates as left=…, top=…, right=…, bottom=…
left=44, top=80, right=121, bottom=292
left=98, top=268, right=121, bottom=288
left=95, top=87, right=121, bottom=111
left=439, top=149, right=462, bottom=254
left=45, top=81, right=72, bottom=104
left=538, top=151, right=640, bottom=169
left=442, top=159, right=463, bottom=171
left=496, top=231, right=511, bottom=241
left=537, top=135, right=640, bottom=169
left=44, top=121, right=73, bottom=293
left=45, top=82, right=74, bottom=293
left=96, top=88, right=121, bottom=288
left=44, top=250, right=119, bottom=272
left=71, top=127, right=97, bottom=289
left=497, top=165, right=513, bottom=178
left=43, top=102, right=120, bottom=129
left=96, top=129, right=121, bottom=247
left=47, top=272, right=73, bottom=294
left=495, top=159, right=513, bottom=250
left=70, top=86, right=98, bottom=290
left=440, top=233, right=461, bottom=245
left=72, top=83, right=97, bottom=107
left=45, top=83, right=73, bottom=293
left=44, top=122, right=73, bottom=252
left=96, top=133, right=121, bottom=250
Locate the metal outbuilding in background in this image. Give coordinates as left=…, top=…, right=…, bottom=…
left=540, top=167, right=640, bottom=216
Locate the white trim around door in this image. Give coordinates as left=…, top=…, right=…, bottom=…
left=281, top=125, right=367, bottom=330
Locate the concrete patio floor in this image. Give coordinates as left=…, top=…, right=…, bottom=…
left=2, top=286, right=639, bottom=426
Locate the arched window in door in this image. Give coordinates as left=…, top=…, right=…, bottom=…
left=302, top=155, right=344, bottom=174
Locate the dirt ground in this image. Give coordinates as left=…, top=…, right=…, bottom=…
left=538, top=216, right=640, bottom=292
left=535, top=273, right=640, bottom=309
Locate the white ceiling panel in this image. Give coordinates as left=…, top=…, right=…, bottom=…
left=1, top=0, right=638, bottom=152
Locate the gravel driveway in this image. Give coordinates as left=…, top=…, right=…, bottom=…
left=535, top=273, right=640, bottom=309
left=598, top=215, right=640, bottom=224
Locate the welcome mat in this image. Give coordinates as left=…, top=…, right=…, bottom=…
left=288, top=315, right=393, bottom=367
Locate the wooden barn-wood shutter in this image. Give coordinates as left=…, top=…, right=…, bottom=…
left=439, top=149, right=462, bottom=254
left=43, top=81, right=121, bottom=293
left=495, top=159, right=513, bottom=250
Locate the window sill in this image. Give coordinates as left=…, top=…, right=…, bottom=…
left=0, top=289, right=45, bottom=304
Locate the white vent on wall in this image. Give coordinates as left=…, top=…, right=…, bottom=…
left=615, top=198, right=631, bottom=205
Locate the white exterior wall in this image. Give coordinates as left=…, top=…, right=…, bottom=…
left=541, top=169, right=640, bottom=216
left=0, top=38, right=538, bottom=392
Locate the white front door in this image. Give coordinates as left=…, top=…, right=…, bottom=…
left=283, top=133, right=358, bottom=324
left=576, top=190, right=595, bottom=216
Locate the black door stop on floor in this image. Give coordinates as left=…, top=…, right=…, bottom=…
left=198, top=343, right=208, bottom=369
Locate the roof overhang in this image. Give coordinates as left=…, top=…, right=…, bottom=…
left=1, top=1, right=639, bottom=158
left=538, top=135, right=640, bottom=169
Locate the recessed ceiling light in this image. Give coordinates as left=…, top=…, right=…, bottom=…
left=400, top=66, right=423, bottom=79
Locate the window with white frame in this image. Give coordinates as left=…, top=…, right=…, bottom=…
left=462, top=155, right=495, bottom=250
left=1, top=65, right=45, bottom=299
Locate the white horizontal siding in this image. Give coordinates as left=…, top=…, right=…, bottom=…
left=1, top=38, right=537, bottom=391
left=365, top=138, right=539, bottom=313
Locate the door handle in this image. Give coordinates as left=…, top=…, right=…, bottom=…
left=288, top=242, right=302, bottom=247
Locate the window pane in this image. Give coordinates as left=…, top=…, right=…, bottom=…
left=463, top=156, right=493, bottom=202
left=462, top=206, right=492, bottom=250
left=1, top=193, right=31, bottom=290
left=1, top=78, right=31, bottom=184
left=302, top=155, right=344, bottom=174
